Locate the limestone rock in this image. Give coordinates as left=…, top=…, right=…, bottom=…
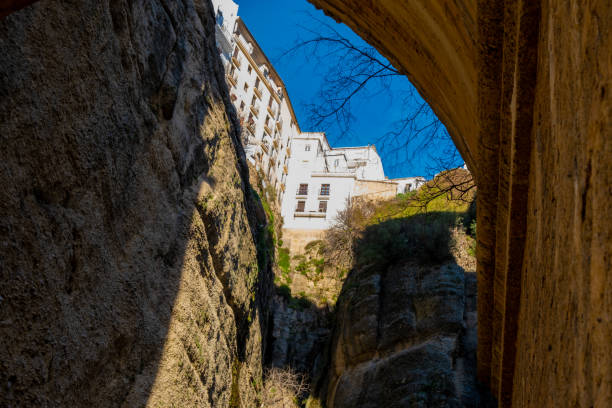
left=325, top=263, right=486, bottom=407
left=268, top=297, right=330, bottom=376
left=0, top=0, right=269, bottom=406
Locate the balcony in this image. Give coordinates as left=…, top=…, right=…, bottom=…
left=249, top=105, right=259, bottom=118
left=294, top=210, right=326, bottom=218
left=246, top=122, right=255, bottom=135
left=272, top=140, right=279, bottom=149
left=253, top=87, right=262, bottom=100
left=280, top=183, right=286, bottom=192
left=276, top=120, right=283, bottom=131
left=261, top=143, right=269, bottom=154
left=283, top=165, right=288, bottom=175
left=286, top=147, right=291, bottom=157
left=267, top=106, right=277, bottom=118
left=231, top=56, right=241, bottom=68
left=264, top=125, right=272, bottom=136
left=226, top=74, right=237, bottom=87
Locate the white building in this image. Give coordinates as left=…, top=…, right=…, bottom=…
left=281, top=132, right=393, bottom=231
left=211, top=0, right=426, bottom=249
left=212, top=0, right=301, bottom=202
left=391, top=177, right=427, bottom=194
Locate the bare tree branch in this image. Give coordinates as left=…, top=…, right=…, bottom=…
left=279, top=13, right=471, bottom=188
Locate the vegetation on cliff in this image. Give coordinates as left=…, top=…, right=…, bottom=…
left=311, top=169, right=486, bottom=407
left=322, top=168, right=476, bottom=275
left=260, top=168, right=479, bottom=407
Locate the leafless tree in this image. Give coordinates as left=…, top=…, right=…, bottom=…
left=322, top=197, right=376, bottom=270
left=280, top=15, right=475, bottom=202
left=262, top=366, right=310, bottom=408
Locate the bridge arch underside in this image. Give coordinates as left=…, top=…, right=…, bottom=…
left=309, top=0, right=611, bottom=407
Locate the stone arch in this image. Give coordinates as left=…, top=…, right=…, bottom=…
left=309, top=1, right=611, bottom=407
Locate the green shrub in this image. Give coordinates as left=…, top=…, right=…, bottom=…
left=288, top=294, right=311, bottom=310
left=276, top=284, right=291, bottom=301
left=295, top=260, right=309, bottom=276
left=355, top=211, right=457, bottom=270
left=304, top=239, right=324, bottom=254
left=277, top=247, right=291, bottom=275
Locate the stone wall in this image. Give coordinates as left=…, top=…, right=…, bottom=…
left=353, top=180, right=398, bottom=201
left=0, top=1, right=270, bottom=406
left=282, top=228, right=325, bottom=254
left=309, top=0, right=611, bottom=406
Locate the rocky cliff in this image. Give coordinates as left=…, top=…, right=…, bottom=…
left=320, top=222, right=490, bottom=407
left=0, top=1, right=270, bottom=406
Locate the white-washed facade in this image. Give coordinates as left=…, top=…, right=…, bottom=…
left=391, top=177, right=427, bottom=194
left=211, top=0, right=424, bottom=237
left=280, top=133, right=391, bottom=231
left=212, top=0, right=299, bottom=202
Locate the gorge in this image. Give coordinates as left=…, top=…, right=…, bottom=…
left=0, top=1, right=610, bottom=407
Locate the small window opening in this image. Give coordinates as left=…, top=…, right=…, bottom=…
left=318, top=201, right=328, bottom=213
left=320, top=184, right=330, bottom=196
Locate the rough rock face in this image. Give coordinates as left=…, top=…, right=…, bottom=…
left=309, top=1, right=611, bottom=405
left=324, top=263, right=484, bottom=407
left=0, top=1, right=269, bottom=406
left=268, top=296, right=330, bottom=377
left=0, top=0, right=37, bottom=19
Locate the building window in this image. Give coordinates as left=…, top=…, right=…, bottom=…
left=265, top=116, right=270, bottom=126
left=247, top=65, right=252, bottom=74
left=255, top=77, right=260, bottom=88
left=233, top=47, right=239, bottom=58
left=318, top=201, right=328, bottom=213
left=334, top=159, right=339, bottom=167
left=243, top=82, right=248, bottom=92
left=320, top=184, right=330, bottom=196
left=305, top=144, right=311, bottom=151
left=296, top=200, right=305, bottom=212
left=240, top=101, right=245, bottom=111
left=251, top=95, right=257, bottom=106
left=216, top=9, right=224, bottom=25
left=297, top=183, right=308, bottom=195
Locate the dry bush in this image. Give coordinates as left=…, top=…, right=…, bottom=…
left=262, top=367, right=310, bottom=408
left=322, top=198, right=375, bottom=271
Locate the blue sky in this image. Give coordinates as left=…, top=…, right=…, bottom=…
left=236, top=0, right=462, bottom=179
